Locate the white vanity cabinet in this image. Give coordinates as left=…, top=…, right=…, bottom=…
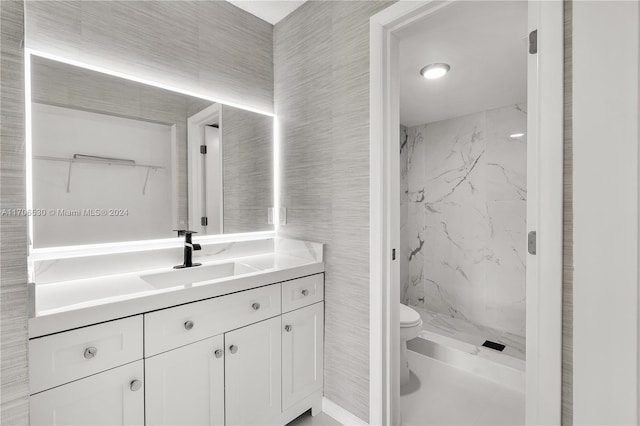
left=29, top=315, right=143, bottom=394
left=29, top=273, right=325, bottom=426
left=145, top=335, right=225, bottom=426
left=225, top=316, right=282, bottom=425
left=281, top=302, right=324, bottom=411
left=30, top=360, right=145, bottom=426
left=29, top=316, right=144, bottom=426
left=145, top=317, right=282, bottom=426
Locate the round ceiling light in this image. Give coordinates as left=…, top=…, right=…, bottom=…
left=420, top=63, right=451, bottom=80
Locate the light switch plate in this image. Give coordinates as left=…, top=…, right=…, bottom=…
left=267, top=208, right=274, bottom=225
left=279, top=207, right=287, bottom=225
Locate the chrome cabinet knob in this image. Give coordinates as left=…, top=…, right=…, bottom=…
left=83, top=347, right=98, bottom=359
left=229, top=345, right=238, bottom=354
left=251, top=302, right=260, bottom=311
left=129, top=379, right=142, bottom=392
left=284, top=325, right=292, bottom=332
left=301, top=289, right=310, bottom=296
left=214, top=349, right=223, bottom=358
left=184, top=320, right=194, bottom=330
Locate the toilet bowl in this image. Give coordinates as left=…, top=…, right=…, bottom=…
left=400, top=304, right=423, bottom=387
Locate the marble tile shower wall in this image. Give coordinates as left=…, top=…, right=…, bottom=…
left=401, top=104, right=527, bottom=337
left=400, top=125, right=410, bottom=305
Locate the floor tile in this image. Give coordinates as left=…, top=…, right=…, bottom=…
left=286, top=411, right=342, bottom=426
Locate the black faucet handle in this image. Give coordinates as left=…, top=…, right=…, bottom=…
left=173, top=229, right=198, bottom=237
left=192, top=243, right=202, bottom=251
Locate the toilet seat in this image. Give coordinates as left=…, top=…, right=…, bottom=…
left=400, top=303, right=422, bottom=328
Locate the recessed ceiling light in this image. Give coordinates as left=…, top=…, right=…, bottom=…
left=510, top=133, right=525, bottom=138
left=420, top=63, right=451, bottom=80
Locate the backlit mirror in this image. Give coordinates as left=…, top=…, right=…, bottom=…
left=29, top=55, right=274, bottom=249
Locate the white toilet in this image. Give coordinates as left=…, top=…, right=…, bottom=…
left=400, top=303, right=423, bottom=387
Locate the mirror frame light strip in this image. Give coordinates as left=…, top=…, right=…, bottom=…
left=25, top=48, right=278, bottom=260
left=273, top=116, right=280, bottom=230
left=28, top=231, right=275, bottom=262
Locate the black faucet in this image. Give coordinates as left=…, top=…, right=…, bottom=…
left=173, top=230, right=202, bottom=269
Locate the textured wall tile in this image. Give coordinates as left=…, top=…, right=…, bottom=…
left=222, top=105, right=273, bottom=233
left=275, top=1, right=393, bottom=421
left=562, top=0, right=573, bottom=423
left=0, top=0, right=29, bottom=423
left=25, top=1, right=274, bottom=113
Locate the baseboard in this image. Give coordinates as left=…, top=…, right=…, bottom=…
left=322, top=398, right=368, bottom=426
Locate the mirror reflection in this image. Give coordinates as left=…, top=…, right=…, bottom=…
left=29, top=55, right=274, bottom=248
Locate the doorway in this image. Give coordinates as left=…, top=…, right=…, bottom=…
left=369, top=1, right=563, bottom=425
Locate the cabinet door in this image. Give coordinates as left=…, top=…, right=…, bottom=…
left=281, top=302, right=324, bottom=410
left=225, top=316, right=282, bottom=426
left=30, top=360, right=144, bottom=426
left=145, top=335, right=225, bottom=426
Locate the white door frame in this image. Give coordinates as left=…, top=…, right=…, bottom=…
left=369, top=1, right=564, bottom=425
left=187, top=103, right=223, bottom=234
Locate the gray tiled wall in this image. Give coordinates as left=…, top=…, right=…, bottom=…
left=274, top=1, right=393, bottom=421
left=562, top=0, right=573, bottom=424
left=25, top=1, right=274, bottom=114
left=222, top=105, right=274, bottom=234
left=0, top=0, right=29, bottom=423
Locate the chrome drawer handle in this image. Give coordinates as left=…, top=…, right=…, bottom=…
left=284, top=325, right=292, bottom=332
left=129, top=379, right=142, bottom=392
left=214, top=349, right=224, bottom=359
left=83, top=347, right=98, bottom=359
left=184, top=320, right=194, bottom=330
left=301, top=289, right=310, bottom=296
left=251, top=302, right=260, bottom=311
left=229, top=345, right=238, bottom=354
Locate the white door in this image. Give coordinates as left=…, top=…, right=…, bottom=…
left=145, top=335, right=225, bottom=426
left=203, top=125, right=223, bottom=233
left=30, top=360, right=144, bottom=426
left=187, top=103, right=222, bottom=234
left=225, top=317, right=282, bottom=426
left=281, top=302, right=324, bottom=410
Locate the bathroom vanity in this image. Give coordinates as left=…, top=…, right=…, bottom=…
left=28, top=252, right=324, bottom=426
left=24, top=43, right=325, bottom=426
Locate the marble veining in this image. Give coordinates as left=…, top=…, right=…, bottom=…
left=275, top=238, right=324, bottom=262
left=416, top=307, right=525, bottom=364
left=401, top=103, right=527, bottom=337
left=400, top=125, right=410, bottom=305
left=407, top=306, right=526, bottom=393
left=33, top=238, right=275, bottom=284
left=29, top=247, right=324, bottom=338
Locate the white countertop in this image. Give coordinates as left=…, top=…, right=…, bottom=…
left=29, top=253, right=324, bottom=338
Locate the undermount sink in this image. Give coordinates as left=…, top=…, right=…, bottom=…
left=140, top=262, right=259, bottom=289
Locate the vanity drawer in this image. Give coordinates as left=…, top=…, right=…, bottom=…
left=281, top=274, right=324, bottom=313
left=144, top=283, right=281, bottom=357
left=29, top=315, right=143, bottom=394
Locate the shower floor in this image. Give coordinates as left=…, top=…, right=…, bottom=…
left=408, top=307, right=525, bottom=391
left=401, top=350, right=525, bottom=426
